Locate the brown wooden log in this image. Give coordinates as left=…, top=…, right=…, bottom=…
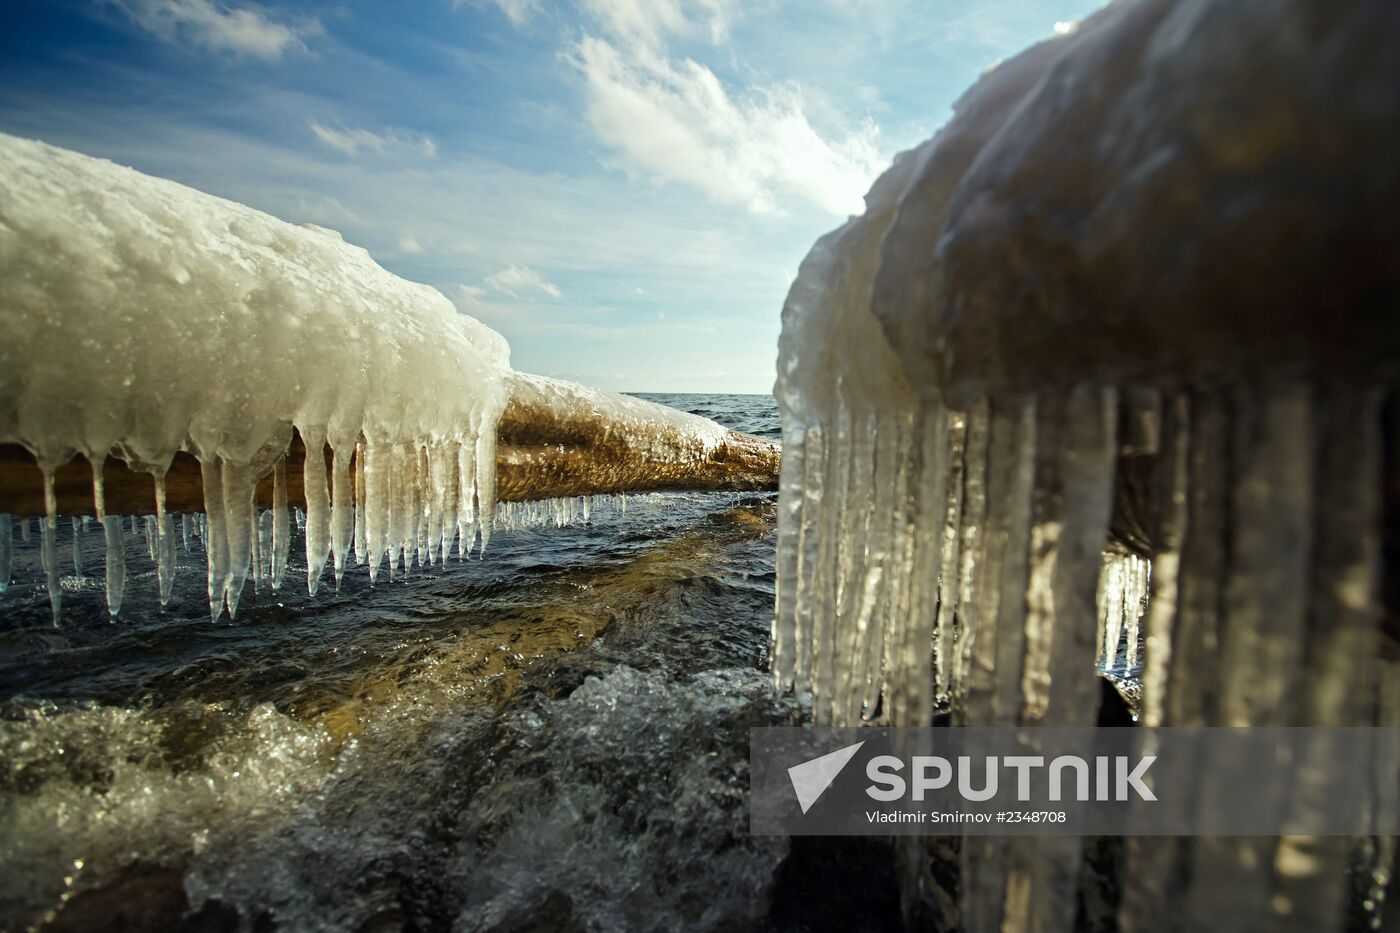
left=0, top=378, right=781, bottom=517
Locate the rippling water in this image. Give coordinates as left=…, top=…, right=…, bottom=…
left=0, top=394, right=904, bottom=932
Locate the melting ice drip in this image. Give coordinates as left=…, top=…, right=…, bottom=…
left=772, top=0, right=1400, bottom=929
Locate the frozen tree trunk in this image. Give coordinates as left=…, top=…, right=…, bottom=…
left=0, top=373, right=781, bottom=517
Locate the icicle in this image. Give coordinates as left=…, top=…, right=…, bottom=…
left=415, top=446, right=429, bottom=567
left=1184, top=385, right=1315, bottom=930
left=1268, top=388, right=1384, bottom=932
left=425, top=445, right=445, bottom=568
left=364, top=441, right=391, bottom=582
left=885, top=403, right=950, bottom=727
left=809, top=405, right=846, bottom=723
left=103, top=514, right=126, bottom=618
left=0, top=514, right=11, bottom=593
left=1099, top=558, right=1126, bottom=673
left=954, top=397, right=1023, bottom=724
left=182, top=512, right=192, bottom=553
left=1127, top=557, right=1148, bottom=664
left=1164, top=392, right=1228, bottom=726
left=388, top=442, right=409, bottom=578
left=152, top=472, right=177, bottom=607
left=1219, top=384, right=1315, bottom=722
left=71, top=515, right=84, bottom=577
left=848, top=411, right=892, bottom=720
left=933, top=412, right=968, bottom=706
left=271, top=457, right=289, bottom=590
left=40, top=470, right=61, bottom=623
left=791, top=424, right=826, bottom=710
left=1136, top=389, right=1192, bottom=708
left=959, top=397, right=1036, bottom=933
left=250, top=508, right=264, bottom=592
left=1001, top=388, right=1119, bottom=933
left=411, top=445, right=426, bottom=565
left=353, top=439, right=368, bottom=565
left=143, top=516, right=156, bottom=562
left=201, top=458, right=228, bottom=621
left=301, top=426, right=332, bottom=596
left=1121, top=499, right=1187, bottom=933
left=951, top=398, right=990, bottom=709
left=457, top=439, right=478, bottom=559
left=475, top=412, right=497, bottom=553
left=21, top=517, right=31, bottom=543
left=830, top=410, right=869, bottom=719
left=330, top=439, right=354, bottom=588
left=440, top=442, right=459, bottom=562
left=220, top=460, right=255, bottom=618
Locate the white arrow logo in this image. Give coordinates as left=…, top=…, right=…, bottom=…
left=787, top=741, right=866, bottom=814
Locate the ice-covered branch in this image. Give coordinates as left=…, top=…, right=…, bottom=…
left=0, top=379, right=779, bottom=517
left=0, top=133, right=777, bottom=622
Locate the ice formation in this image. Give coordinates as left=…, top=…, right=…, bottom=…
left=0, top=133, right=510, bottom=620
left=774, top=0, right=1399, bottom=929
left=0, top=134, right=761, bottom=622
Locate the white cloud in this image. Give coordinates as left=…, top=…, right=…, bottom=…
left=483, top=263, right=562, bottom=298
left=572, top=35, right=881, bottom=216
left=582, top=0, right=735, bottom=49
left=309, top=120, right=438, bottom=158
left=455, top=0, right=541, bottom=28
left=398, top=235, right=424, bottom=254
left=104, top=0, right=318, bottom=59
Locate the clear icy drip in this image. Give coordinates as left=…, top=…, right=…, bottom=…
left=1096, top=551, right=1150, bottom=676
left=302, top=427, right=332, bottom=597
left=102, top=516, right=126, bottom=618
left=40, top=472, right=60, bottom=622
left=70, top=515, right=83, bottom=576
left=353, top=441, right=368, bottom=566
left=152, top=473, right=177, bottom=607
left=0, top=514, right=11, bottom=592
left=272, top=458, right=289, bottom=590
left=330, top=441, right=354, bottom=587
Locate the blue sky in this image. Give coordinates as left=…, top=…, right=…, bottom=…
left=0, top=0, right=1102, bottom=393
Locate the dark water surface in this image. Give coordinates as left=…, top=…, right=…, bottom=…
left=0, top=394, right=898, bottom=931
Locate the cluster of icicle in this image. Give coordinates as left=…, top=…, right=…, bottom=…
left=771, top=0, right=1399, bottom=928
left=0, top=470, right=642, bottom=623
left=2, top=433, right=504, bottom=621
left=494, top=494, right=626, bottom=532
left=0, top=134, right=512, bottom=622
left=1096, top=551, right=1148, bottom=676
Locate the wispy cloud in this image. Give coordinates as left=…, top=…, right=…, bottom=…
left=483, top=263, right=562, bottom=298
left=572, top=36, right=881, bottom=217
left=103, top=0, right=319, bottom=59
left=308, top=120, right=437, bottom=158
left=455, top=0, right=541, bottom=28
left=581, top=0, right=736, bottom=49
left=397, top=235, right=424, bottom=254
left=569, top=0, right=882, bottom=217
